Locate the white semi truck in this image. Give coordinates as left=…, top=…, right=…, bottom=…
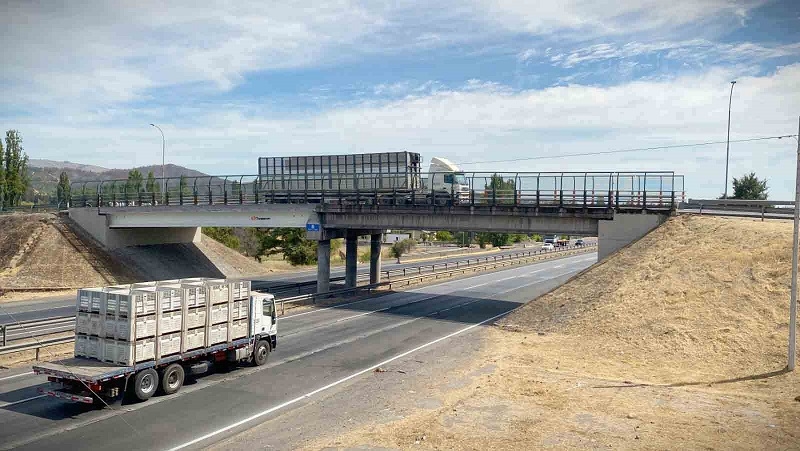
left=257, top=151, right=470, bottom=204
left=33, top=281, right=277, bottom=405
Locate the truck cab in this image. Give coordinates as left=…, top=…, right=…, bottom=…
left=251, top=292, right=278, bottom=350
left=426, top=157, right=470, bottom=202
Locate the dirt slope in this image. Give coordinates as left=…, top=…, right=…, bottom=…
left=0, top=213, right=268, bottom=293
left=500, top=214, right=793, bottom=382
left=0, top=214, right=49, bottom=270
left=0, top=214, right=136, bottom=289
left=311, top=215, right=800, bottom=450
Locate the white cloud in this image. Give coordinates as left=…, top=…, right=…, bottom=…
left=2, top=0, right=390, bottom=107
left=15, top=64, right=800, bottom=199
left=473, top=0, right=765, bottom=37
left=545, top=40, right=800, bottom=69
left=1, top=0, right=771, bottom=111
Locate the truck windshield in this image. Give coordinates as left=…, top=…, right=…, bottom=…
left=454, top=173, right=468, bottom=185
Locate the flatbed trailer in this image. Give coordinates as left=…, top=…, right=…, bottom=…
left=33, top=293, right=277, bottom=405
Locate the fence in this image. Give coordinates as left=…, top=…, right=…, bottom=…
left=69, top=171, right=684, bottom=211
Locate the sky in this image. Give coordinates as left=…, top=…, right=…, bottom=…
left=2, top=0, right=799, bottom=199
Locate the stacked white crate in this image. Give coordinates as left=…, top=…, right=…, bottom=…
left=74, top=288, right=105, bottom=359
left=154, top=283, right=184, bottom=359
left=74, top=278, right=252, bottom=365
left=205, top=279, right=231, bottom=346
left=224, top=280, right=251, bottom=341
left=100, top=286, right=158, bottom=364
left=180, top=280, right=207, bottom=352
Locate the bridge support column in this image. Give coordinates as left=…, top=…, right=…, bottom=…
left=345, top=230, right=358, bottom=288
left=370, top=233, right=382, bottom=284
left=317, top=239, right=331, bottom=293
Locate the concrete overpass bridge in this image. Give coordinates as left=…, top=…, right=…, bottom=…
left=68, top=171, right=684, bottom=292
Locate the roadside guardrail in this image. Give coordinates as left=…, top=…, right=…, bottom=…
left=0, top=243, right=596, bottom=357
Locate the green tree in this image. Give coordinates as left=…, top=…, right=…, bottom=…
left=453, top=231, right=471, bottom=247
left=486, top=173, right=516, bottom=204
left=731, top=172, right=768, bottom=200
left=57, top=171, right=71, bottom=207
left=204, top=227, right=241, bottom=250
left=476, top=232, right=510, bottom=248
left=145, top=171, right=159, bottom=194
left=435, top=230, right=453, bottom=242
left=3, top=130, right=30, bottom=208
left=127, top=169, right=144, bottom=193
left=510, top=234, right=527, bottom=243
left=390, top=239, right=416, bottom=259
left=259, top=228, right=318, bottom=265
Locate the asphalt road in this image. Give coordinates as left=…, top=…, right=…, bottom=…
left=0, top=244, right=589, bottom=325
left=0, top=251, right=596, bottom=450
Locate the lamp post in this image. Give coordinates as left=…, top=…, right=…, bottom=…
left=790, top=116, right=800, bottom=371
left=723, top=81, right=736, bottom=199
left=149, top=123, right=166, bottom=203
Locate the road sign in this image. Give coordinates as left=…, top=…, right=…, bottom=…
left=306, top=223, right=320, bottom=232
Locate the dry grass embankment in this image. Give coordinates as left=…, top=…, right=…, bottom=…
left=317, top=215, right=800, bottom=450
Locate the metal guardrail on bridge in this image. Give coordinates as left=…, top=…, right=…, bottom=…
left=69, top=171, right=684, bottom=211
left=680, top=199, right=794, bottom=221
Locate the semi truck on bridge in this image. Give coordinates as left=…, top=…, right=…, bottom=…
left=257, top=151, right=470, bottom=204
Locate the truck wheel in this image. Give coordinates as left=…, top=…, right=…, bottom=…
left=160, top=364, right=185, bottom=395
left=253, top=340, right=270, bottom=366
left=133, top=368, right=159, bottom=401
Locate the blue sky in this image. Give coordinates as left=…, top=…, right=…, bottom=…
left=2, top=0, right=799, bottom=198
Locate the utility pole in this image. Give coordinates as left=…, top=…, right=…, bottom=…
left=790, top=115, right=800, bottom=371
left=723, top=81, right=736, bottom=199
left=150, top=124, right=166, bottom=204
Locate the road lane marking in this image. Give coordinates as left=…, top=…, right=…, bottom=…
left=166, top=307, right=513, bottom=451
left=281, top=252, right=594, bottom=320
left=0, top=372, right=33, bottom=381
left=0, top=394, right=46, bottom=408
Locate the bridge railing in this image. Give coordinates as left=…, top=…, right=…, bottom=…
left=69, top=171, right=684, bottom=211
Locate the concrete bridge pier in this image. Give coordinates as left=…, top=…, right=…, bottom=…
left=316, top=239, right=331, bottom=294
left=370, top=233, right=382, bottom=284
left=345, top=230, right=358, bottom=288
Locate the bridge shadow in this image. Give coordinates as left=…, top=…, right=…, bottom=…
left=110, top=243, right=226, bottom=280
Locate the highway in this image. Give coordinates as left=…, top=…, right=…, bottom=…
left=0, top=244, right=569, bottom=325
left=0, top=251, right=595, bottom=450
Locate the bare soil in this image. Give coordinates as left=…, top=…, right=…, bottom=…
left=0, top=214, right=50, bottom=269
left=0, top=214, right=136, bottom=290
left=311, top=215, right=800, bottom=450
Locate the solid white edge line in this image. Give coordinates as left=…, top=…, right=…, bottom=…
left=0, top=394, right=46, bottom=407
left=0, top=371, right=34, bottom=381
left=165, top=308, right=513, bottom=451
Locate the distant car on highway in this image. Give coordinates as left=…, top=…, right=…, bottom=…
left=575, top=239, right=585, bottom=246
left=542, top=243, right=555, bottom=251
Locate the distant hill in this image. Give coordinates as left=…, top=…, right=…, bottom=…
left=28, top=159, right=110, bottom=174
left=25, top=161, right=210, bottom=202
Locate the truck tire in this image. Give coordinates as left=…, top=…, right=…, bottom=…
left=160, top=363, right=185, bottom=395
left=133, top=368, right=159, bottom=401
left=253, top=340, right=270, bottom=366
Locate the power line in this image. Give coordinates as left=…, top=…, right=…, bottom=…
left=459, top=134, right=799, bottom=165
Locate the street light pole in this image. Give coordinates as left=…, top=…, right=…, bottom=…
left=149, top=123, right=166, bottom=203
left=723, top=80, right=736, bottom=199
left=790, top=115, right=800, bottom=371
